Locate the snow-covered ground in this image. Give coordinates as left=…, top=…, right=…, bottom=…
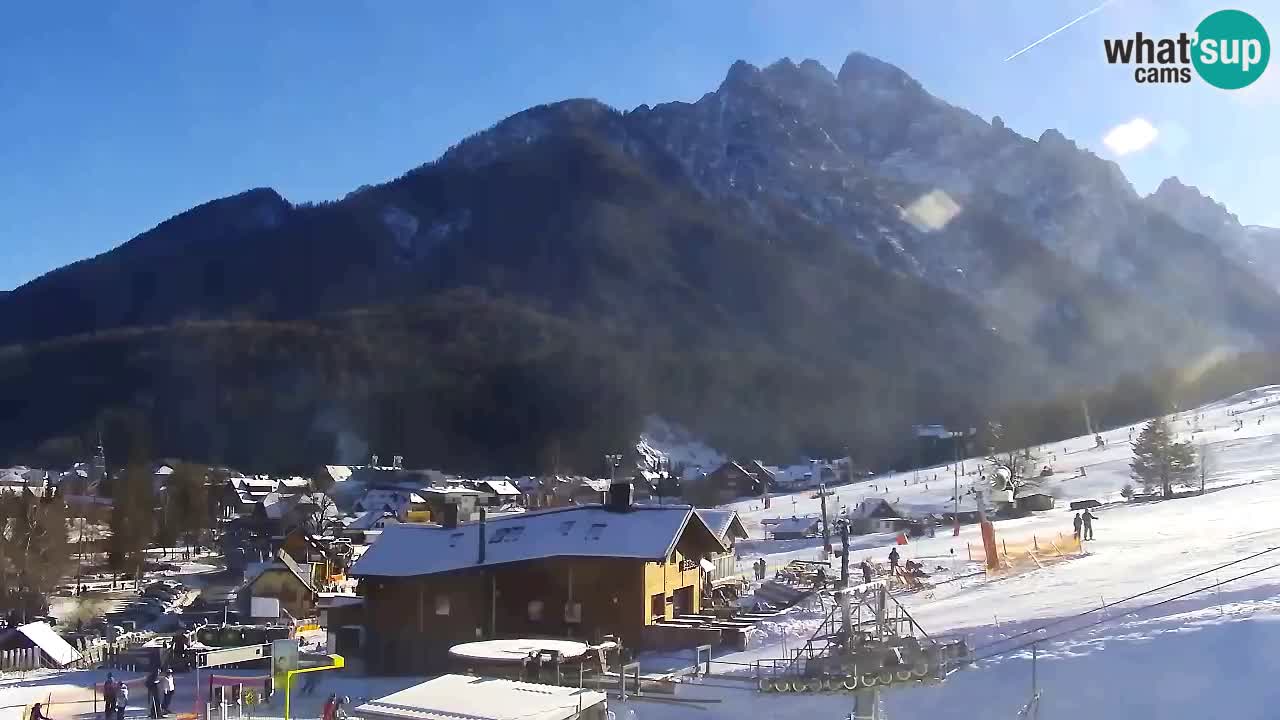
left=11, top=388, right=1280, bottom=719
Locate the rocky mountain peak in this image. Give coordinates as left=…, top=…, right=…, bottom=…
left=837, top=51, right=923, bottom=95
left=1147, top=176, right=1242, bottom=238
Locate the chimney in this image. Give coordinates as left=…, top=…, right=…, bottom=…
left=442, top=503, right=460, bottom=529
left=607, top=482, right=633, bottom=513
left=477, top=508, right=487, bottom=564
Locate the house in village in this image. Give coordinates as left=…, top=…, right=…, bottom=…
left=417, top=486, right=488, bottom=524
left=348, top=483, right=727, bottom=674
left=344, top=510, right=400, bottom=541
left=1017, top=493, right=1056, bottom=512
left=219, top=475, right=277, bottom=518
left=684, top=462, right=766, bottom=506
left=694, top=509, right=749, bottom=585
left=466, top=478, right=523, bottom=508
left=765, top=516, right=820, bottom=540
left=236, top=549, right=318, bottom=622
left=848, top=498, right=910, bottom=535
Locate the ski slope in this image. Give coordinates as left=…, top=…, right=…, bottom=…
left=654, top=384, right=1280, bottom=718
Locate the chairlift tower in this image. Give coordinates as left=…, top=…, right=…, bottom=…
left=756, top=523, right=969, bottom=718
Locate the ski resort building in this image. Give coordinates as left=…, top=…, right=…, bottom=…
left=349, top=483, right=727, bottom=674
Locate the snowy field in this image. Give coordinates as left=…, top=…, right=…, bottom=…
left=11, top=387, right=1280, bottom=719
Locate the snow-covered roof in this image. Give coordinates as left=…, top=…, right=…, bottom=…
left=476, top=479, right=521, bottom=496
left=356, top=674, right=605, bottom=720
left=351, top=504, right=723, bottom=578
left=418, top=486, right=487, bottom=497
left=323, top=465, right=354, bottom=483
left=769, top=517, right=820, bottom=536
left=347, top=510, right=399, bottom=531
left=695, top=509, right=748, bottom=542
left=581, top=479, right=611, bottom=493
left=3, top=622, right=81, bottom=666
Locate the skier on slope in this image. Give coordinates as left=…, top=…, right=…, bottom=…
left=1081, top=509, right=1097, bottom=540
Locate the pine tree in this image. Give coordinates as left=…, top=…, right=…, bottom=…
left=108, top=461, right=156, bottom=580
left=1130, top=417, right=1197, bottom=499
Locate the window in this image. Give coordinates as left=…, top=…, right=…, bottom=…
left=435, top=594, right=450, bottom=616
left=586, top=523, right=606, bottom=540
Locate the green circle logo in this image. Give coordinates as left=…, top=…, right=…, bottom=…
left=1193, top=9, right=1270, bottom=89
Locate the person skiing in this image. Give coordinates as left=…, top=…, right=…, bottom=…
left=888, top=547, right=900, bottom=575
left=161, top=668, right=175, bottom=714
left=861, top=559, right=873, bottom=585
left=1072, top=513, right=1083, bottom=541
left=103, top=673, right=118, bottom=718
left=1081, top=509, right=1097, bottom=540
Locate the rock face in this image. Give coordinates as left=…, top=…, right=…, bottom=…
left=1, top=52, right=1278, bottom=471
left=1146, top=177, right=1280, bottom=292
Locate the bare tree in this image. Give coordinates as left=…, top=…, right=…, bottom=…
left=1198, top=440, right=1214, bottom=495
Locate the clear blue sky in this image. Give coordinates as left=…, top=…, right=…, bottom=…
left=2, top=0, right=1276, bottom=290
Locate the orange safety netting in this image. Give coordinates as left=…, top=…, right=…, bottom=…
left=969, top=531, right=1084, bottom=573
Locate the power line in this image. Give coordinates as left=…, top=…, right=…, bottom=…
left=971, top=542, right=1280, bottom=654
left=970, top=557, right=1280, bottom=664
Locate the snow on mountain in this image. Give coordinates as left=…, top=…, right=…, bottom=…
left=634, top=416, right=726, bottom=478
left=1147, top=176, right=1280, bottom=291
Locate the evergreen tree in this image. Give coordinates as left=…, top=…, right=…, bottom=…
left=1130, top=417, right=1197, bottom=499
left=168, top=463, right=211, bottom=553
left=108, top=461, right=156, bottom=579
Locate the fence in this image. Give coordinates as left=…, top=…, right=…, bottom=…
left=1, top=647, right=39, bottom=672
left=968, top=532, right=1084, bottom=574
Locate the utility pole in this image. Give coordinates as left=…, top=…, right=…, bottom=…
left=952, top=431, right=961, bottom=537
left=820, top=484, right=832, bottom=554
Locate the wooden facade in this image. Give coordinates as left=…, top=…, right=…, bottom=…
left=358, top=519, right=718, bottom=675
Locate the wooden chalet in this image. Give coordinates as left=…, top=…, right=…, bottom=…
left=349, top=483, right=727, bottom=674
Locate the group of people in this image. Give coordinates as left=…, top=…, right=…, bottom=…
left=99, top=668, right=176, bottom=720
left=1073, top=510, right=1097, bottom=541
left=321, top=693, right=351, bottom=720
left=751, top=557, right=769, bottom=580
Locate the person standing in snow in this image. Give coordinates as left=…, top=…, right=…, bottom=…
left=161, top=669, right=175, bottom=714
left=116, top=682, right=129, bottom=720
left=888, top=547, right=900, bottom=575
left=145, top=667, right=162, bottom=718
left=1072, top=513, right=1082, bottom=541
left=861, top=559, right=873, bottom=585
left=103, top=673, right=118, bottom=718
left=1081, top=510, right=1097, bottom=540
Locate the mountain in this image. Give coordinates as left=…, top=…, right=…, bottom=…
left=2, top=52, right=1278, bottom=473
left=1145, top=177, right=1280, bottom=292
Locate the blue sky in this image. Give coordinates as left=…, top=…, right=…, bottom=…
left=2, top=0, right=1276, bottom=290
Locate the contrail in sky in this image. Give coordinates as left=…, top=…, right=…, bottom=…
left=1005, top=0, right=1117, bottom=62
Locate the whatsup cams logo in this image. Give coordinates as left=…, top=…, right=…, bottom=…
left=1104, top=9, right=1269, bottom=88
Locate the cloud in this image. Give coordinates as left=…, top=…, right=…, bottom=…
left=1102, top=117, right=1160, bottom=156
